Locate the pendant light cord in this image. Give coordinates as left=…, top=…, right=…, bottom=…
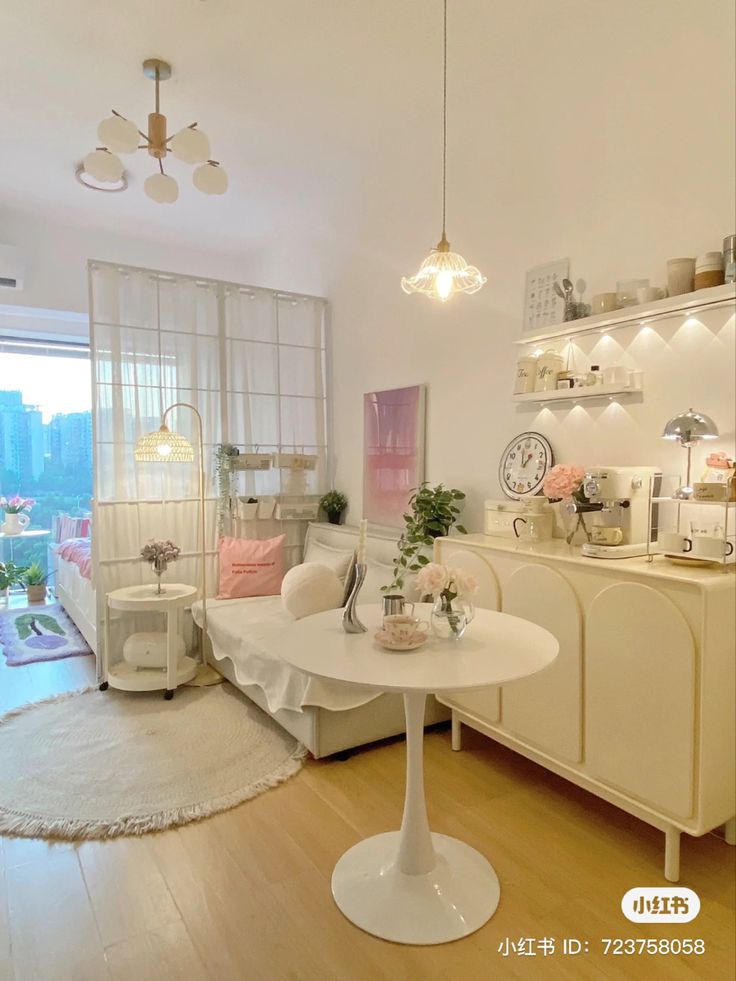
left=441, top=0, right=447, bottom=242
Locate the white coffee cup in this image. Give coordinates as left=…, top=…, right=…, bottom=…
left=636, top=286, right=666, bottom=303
left=690, top=537, right=734, bottom=560
left=383, top=614, right=429, bottom=645
left=603, top=365, right=630, bottom=386
left=660, top=532, right=692, bottom=554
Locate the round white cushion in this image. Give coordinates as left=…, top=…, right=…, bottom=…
left=281, top=562, right=344, bottom=620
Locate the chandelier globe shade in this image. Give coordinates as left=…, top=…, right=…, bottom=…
left=97, top=115, right=139, bottom=154
left=170, top=127, right=211, bottom=164
left=144, top=173, right=179, bottom=204
left=83, top=149, right=124, bottom=183
left=402, top=0, right=485, bottom=301
left=134, top=426, right=194, bottom=463
left=193, top=162, right=228, bottom=195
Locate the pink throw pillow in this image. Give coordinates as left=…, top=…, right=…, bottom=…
left=217, top=535, right=285, bottom=600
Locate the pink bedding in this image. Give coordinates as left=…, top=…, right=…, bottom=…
left=58, top=538, right=92, bottom=580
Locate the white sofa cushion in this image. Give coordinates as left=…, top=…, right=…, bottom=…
left=281, top=562, right=344, bottom=620
left=303, top=540, right=354, bottom=581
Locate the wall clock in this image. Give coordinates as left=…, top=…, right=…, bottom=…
left=499, top=432, right=554, bottom=499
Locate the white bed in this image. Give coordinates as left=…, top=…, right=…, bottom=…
left=192, top=523, right=448, bottom=757
left=56, top=551, right=97, bottom=653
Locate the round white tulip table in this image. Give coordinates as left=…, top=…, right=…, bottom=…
left=275, top=603, right=558, bottom=945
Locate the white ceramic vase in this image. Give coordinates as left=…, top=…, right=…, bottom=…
left=1, top=512, right=29, bottom=536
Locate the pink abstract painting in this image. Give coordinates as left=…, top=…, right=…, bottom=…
left=363, top=386, right=426, bottom=527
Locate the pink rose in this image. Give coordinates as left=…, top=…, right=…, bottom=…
left=543, top=464, right=586, bottom=502
left=453, top=570, right=478, bottom=596
left=417, top=562, right=449, bottom=597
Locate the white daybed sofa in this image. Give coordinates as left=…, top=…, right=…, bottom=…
left=192, top=522, right=448, bottom=757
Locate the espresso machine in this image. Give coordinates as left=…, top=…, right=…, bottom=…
left=573, top=466, right=661, bottom=558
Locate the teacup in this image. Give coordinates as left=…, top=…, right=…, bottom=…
left=636, top=286, right=666, bottom=303
left=383, top=614, right=429, bottom=645
left=660, top=532, right=692, bottom=554
left=690, top=537, right=734, bottom=560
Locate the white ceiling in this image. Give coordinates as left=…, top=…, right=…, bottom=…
left=1, top=0, right=450, bottom=257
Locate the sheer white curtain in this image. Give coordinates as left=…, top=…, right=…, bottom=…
left=89, top=261, right=329, bottom=654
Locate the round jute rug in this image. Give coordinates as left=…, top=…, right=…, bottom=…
left=0, top=684, right=305, bottom=840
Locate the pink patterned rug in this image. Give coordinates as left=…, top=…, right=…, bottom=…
left=0, top=604, right=92, bottom=666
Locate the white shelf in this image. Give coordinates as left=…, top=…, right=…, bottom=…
left=516, top=283, right=735, bottom=346
left=107, top=657, right=198, bottom=692
left=652, top=497, right=736, bottom=507
left=513, top=383, right=641, bottom=405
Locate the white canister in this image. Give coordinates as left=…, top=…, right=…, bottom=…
left=535, top=351, right=564, bottom=392
left=667, top=257, right=695, bottom=296
left=514, top=355, right=538, bottom=394
left=602, top=365, right=630, bottom=387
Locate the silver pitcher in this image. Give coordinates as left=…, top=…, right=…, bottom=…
left=381, top=594, right=415, bottom=618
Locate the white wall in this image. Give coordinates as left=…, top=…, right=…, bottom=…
left=1, top=1, right=734, bottom=534
left=324, top=0, right=736, bottom=531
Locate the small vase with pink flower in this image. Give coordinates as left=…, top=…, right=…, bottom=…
left=542, top=465, right=593, bottom=545
left=417, top=562, right=477, bottom=640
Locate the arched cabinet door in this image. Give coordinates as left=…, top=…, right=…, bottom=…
left=586, top=583, right=695, bottom=819
left=501, top=564, right=583, bottom=762
left=437, top=547, right=501, bottom=723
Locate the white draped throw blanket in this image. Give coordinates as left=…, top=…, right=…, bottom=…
left=192, top=597, right=379, bottom=713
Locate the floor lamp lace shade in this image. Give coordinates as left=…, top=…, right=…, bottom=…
left=134, top=403, right=222, bottom=686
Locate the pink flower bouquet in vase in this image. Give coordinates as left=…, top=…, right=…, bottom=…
left=140, top=539, right=181, bottom=594
left=417, top=562, right=477, bottom=640
left=0, top=496, right=35, bottom=536
left=542, top=464, right=592, bottom=545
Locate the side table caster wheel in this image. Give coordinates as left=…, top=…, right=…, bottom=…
left=164, top=689, right=174, bottom=700
left=99, top=682, right=109, bottom=691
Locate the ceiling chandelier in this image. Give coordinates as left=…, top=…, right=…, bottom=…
left=401, top=0, right=486, bottom=301
left=81, top=59, right=228, bottom=204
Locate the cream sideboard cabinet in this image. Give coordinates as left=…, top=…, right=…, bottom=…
left=434, top=535, right=736, bottom=881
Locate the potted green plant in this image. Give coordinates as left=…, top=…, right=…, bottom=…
left=22, top=563, right=49, bottom=603
left=320, top=490, right=348, bottom=525
left=386, top=483, right=467, bottom=593
left=0, top=561, right=28, bottom=600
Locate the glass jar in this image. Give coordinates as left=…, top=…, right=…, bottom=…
left=431, top=595, right=475, bottom=640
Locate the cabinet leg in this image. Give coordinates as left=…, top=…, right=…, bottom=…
left=664, top=827, right=681, bottom=882
left=724, top=817, right=736, bottom=846
left=451, top=712, right=462, bottom=752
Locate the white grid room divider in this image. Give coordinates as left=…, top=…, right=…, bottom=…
left=88, top=261, right=330, bottom=662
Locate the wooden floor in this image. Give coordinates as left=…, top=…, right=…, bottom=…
left=0, top=643, right=733, bottom=981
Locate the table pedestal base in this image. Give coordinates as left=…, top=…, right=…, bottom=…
left=331, top=831, right=500, bottom=945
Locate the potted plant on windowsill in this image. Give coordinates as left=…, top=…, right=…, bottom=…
left=0, top=562, right=28, bottom=600
left=319, top=490, right=348, bottom=525
left=22, top=563, right=49, bottom=604
left=386, top=482, right=467, bottom=594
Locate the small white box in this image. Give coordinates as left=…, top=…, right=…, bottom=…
left=484, top=499, right=524, bottom=538
left=123, top=631, right=185, bottom=669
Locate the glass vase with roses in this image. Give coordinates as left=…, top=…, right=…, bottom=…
left=542, top=464, right=594, bottom=545
left=416, top=562, right=477, bottom=640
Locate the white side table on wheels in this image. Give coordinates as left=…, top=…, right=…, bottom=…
left=101, top=583, right=199, bottom=700
left=274, top=603, right=558, bottom=945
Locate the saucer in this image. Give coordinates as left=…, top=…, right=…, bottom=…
left=375, top=629, right=428, bottom=652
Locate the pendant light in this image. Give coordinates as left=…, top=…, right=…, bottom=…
left=401, top=0, right=486, bottom=301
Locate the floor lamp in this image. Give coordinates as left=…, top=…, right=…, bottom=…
left=135, top=401, right=222, bottom=686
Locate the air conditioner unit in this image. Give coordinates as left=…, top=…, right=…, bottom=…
left=0, top=245, right=24, bottom=290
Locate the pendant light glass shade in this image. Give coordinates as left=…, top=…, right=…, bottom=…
left=83, top=149, right=124, bottom=182
left=170, top=126, right=211, bottom=164
left=134, top=426, right=194, bottom=463
left=193, top=162, right=228, bottom=195
left=401, top=235, right=487, bottom=301
left=144, top=172, right=179, bottom=204
left=402, top=0, right=485, bottom=301
left=97, top=115, right=139, bottom=154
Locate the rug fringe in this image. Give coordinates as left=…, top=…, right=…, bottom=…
left=0, top=688, right=307, bottom=841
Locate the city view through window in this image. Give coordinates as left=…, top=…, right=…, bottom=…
left=0, top=350, right=92, bottom=579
